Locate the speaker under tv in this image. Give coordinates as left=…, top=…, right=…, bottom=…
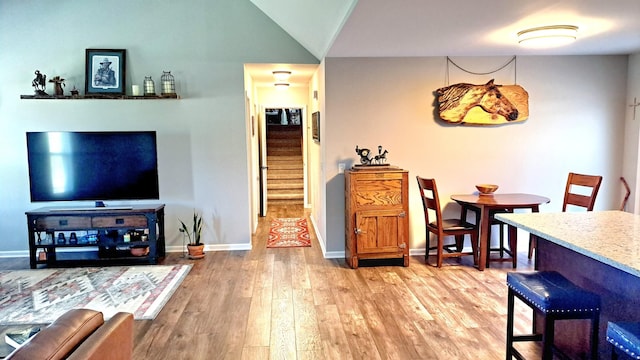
left=26, top=131, right=160, bottom=204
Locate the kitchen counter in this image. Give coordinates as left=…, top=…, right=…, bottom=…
left=495, top=210, right=640, bottom=359
left=496, top=210, right=640, bottom=277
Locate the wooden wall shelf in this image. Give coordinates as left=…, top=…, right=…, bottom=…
left=20, top=94, right=180, bottom=100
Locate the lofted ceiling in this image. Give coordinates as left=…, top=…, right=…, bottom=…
left=247, top=0, right=640, bottom=87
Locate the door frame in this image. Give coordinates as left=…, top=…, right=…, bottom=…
left=258, top=104, right=308, bottom=216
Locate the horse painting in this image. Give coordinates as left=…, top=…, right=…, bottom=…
left=436, top=79, right=528, bottom=125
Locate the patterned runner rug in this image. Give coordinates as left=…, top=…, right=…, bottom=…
left=0, top=264, right=191, bottom=325
left=267, top=218, right=311, bottom=248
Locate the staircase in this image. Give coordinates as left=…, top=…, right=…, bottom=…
left=266, top=125, right=304, bottom=205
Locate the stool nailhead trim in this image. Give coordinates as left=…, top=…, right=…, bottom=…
left=507, top=284, right=600, bottom=313
left=607, top=336, right=640, bottom=359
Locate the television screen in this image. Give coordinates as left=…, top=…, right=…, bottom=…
left=26, top=131, right=159, bottom=202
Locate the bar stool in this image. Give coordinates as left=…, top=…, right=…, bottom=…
left=506, top=271, right=601, bottom=360
left=607, top=322, right=640, bottom=359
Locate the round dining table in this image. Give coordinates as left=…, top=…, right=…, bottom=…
left=450, top=193, right=550, bottom=271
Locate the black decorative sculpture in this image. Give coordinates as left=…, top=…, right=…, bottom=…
left=374, top=146, right=389, bottom=164
left=355, top=145, right=389, bottom=165
left=355, top=145, right=372, bottom=165
left=32, top=70, right=47, bottom=95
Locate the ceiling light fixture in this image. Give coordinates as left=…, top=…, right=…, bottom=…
left=274, top=82, right=290, bottom=88
left=517, top=25, right=578, bottom=48
left=272, top=70, right=292, bottom=82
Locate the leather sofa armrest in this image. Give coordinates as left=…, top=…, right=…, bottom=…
left=67, top=312, right=134, bottom=360
left=6, top=309, right=104, bottom=360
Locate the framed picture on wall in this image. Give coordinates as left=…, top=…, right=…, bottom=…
left=312, top=111, right=320, bottom=142
left=85, top=49, right=126, bottom=95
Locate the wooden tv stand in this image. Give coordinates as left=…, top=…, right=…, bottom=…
left=25, top=204, right=165, bottom=269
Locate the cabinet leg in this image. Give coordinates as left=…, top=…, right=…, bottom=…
left=403, top=255, right=409, bottom=267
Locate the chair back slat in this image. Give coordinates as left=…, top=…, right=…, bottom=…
left=416, top=177, right=442, bottom=229
left=563, top=172, right=602, bottom=211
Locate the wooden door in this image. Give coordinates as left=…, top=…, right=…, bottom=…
left=355, top=209, right=406, bottom=254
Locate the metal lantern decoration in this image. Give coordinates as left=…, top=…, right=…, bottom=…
left=143, top=76, right=156, bottom=96
left=160, top=71, right=176, bottom=96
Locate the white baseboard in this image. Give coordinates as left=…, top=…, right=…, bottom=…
left=0, top=250, right=29, bottom=258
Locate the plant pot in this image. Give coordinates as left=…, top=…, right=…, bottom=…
left=187, top=244, right=205, bottom=260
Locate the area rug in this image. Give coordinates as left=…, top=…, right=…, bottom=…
left=0, top=264, right=191, bottom=325
left=267, top=217, right=311, bottom=248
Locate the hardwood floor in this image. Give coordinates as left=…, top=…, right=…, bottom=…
left=0, top=206, right=547, bottom=359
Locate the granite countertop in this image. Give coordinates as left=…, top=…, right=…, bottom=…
left=496, top=210, right=640, bottom=277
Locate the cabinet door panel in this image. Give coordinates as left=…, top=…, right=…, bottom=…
left=355, top=209, right=405, bottom=254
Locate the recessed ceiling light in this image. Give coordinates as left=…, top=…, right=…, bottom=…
left=517, top=25, right=578, bottom=48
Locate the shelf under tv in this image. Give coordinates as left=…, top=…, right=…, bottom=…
left=25, top=205, right=165, bottom=269
left=20, top=94, right=179, bottom=100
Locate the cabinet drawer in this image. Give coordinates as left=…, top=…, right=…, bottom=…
left=353, top=179, right=403, bottom=206
left=35, top=216, right=92, bottom=230
left=92, top=215, right=148, bottom=228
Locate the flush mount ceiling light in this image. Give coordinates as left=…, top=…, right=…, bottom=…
left=517, top=25, right=578, bottom=48
left=272, top=70, right=292, bottom=82
left=274, top=82, right=290, bottom=88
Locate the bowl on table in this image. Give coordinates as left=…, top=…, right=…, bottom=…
left=476, top=184, right=499, bottom=195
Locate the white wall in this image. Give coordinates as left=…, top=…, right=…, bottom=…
left=623, top=54, right=640, bottom=212
left=0, top=0, right=318, bottom=254
left=323, top=55, right=628, bottom=254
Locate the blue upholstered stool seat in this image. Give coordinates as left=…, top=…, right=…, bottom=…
left=507, top=271, right=601, bottom=313
left=607, top=322, right=640, bottom=359
left=506, top=271, right=601, bottom=360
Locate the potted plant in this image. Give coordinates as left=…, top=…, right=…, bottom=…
left=179, top=210, right=204, bottom=259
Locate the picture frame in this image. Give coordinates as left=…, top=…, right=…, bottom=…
left=312, top=111, right=320, bottom=142
left=85, top=49, right=126, bottom=95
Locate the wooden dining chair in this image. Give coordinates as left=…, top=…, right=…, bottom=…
left=528, top=172, right=603, bottom=259
left=416, top=176, right=478, bottom=267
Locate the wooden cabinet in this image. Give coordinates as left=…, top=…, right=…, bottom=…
left=26, top=205, right=165, bottom=269
left=345, top=167, right=409, bottom=269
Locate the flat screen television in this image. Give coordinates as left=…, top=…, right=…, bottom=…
left=26, top=131, right=159, bottom=203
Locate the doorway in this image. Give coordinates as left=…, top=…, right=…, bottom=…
left=259, top=108, right=305, bottom=216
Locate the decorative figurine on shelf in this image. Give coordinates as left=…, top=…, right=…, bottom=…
left=70, top=86, right=79, bottom=97
left=355, top=145, right=389, bottom=166
left=355, top=145, right=372, bottom=165
left=32, top=70, right=47, bottom=95
left=374, top=145, right=389, bottom=164
left=48, top=76, right=65, bottom=96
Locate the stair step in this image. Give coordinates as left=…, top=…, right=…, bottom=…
left=268, top=198, right=304, bottom=206
left=268, top=155, right=302, bottom=161
left=268, top=149, right=302, bottom=156
left=268, top=138, right=301, bottom=145
left=268, top=191, right=304, bottom=200
left=268, top=174, right=303, bottom=181
left=268, top=163, right=303, bottom=170
left=267, top=179, right=304, bottom=190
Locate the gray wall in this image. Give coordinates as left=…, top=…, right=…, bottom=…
left=323, top=56, right=628, bottom=253
left=0, top=0, right=318, bottom=253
